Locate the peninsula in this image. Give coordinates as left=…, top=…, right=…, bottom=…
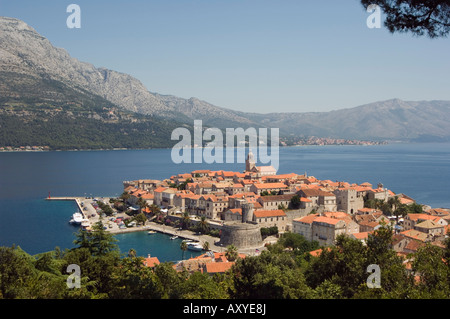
left=68, top=150, right=449, bottom=263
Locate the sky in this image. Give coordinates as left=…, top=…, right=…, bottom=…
left=1, top=0, right=450, bottom=113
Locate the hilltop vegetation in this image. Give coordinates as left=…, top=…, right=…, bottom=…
left=0, top=72, right=190, bottom=150
left=1, top=222, right=449, bottom=299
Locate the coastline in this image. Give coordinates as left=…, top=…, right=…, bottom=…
left=46, top=196, right=265, bottom=255
left=0, top=141, right=391, bottom=153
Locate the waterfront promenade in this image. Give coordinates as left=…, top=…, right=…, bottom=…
left=45, top=196, right=266, bottom=255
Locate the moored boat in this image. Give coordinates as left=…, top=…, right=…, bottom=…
left=69, top=212, right=84, bottom=225
left=187, top=242, right=203, bottom=251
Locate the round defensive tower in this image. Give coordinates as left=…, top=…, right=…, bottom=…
left=218, top=202, right=263, bottom=249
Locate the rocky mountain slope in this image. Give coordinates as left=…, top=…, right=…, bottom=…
left=1, top=16, right=450, bottom=144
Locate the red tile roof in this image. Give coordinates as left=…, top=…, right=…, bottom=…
left=143, top=256, right=160, bottom=267
left=253, top=209, right=286, bottom=218
left=204, top=262, right=235, bottom=274
left=253, top=182, right=288, bottom=189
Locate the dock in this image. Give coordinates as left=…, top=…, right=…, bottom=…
left=45, top=196, right=265, bottom=255
left=46, top=196, right=85, bottom=215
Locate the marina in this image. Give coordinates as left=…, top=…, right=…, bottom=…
left=45, top=195, right=230, bottom=255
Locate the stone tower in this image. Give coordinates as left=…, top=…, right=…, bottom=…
left=218, top=201, right=263, bottom=249
left=245, top=149, right=256, bottom=172
left=241, top=202, right=254, bottom=223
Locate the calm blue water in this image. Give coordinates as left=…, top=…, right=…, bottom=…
left=0, top=144, right=449, bottom=257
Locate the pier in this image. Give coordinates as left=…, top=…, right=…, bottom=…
left=45, top=196, right=88, bottom=219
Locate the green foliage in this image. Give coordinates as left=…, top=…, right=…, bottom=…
left=182, top=272, right=229, bottom=299
left=229, top=251, right=312, bottom=299
left=225, top=245, right=239, bottom=262
left=276, top=232, right=319, bottom=255
left=365, top=196, right=423, bottom=216
left=0, top=72, right=192, bottom=150
left=1, top=221, right=450, bottom=299
left=290, top=195, right=301, bottom=209
left=97, top=201, right=114, bottom=216
left=260, top=226, right=278, bottom=238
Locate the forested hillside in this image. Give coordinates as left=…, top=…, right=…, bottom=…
left=0, top=72, right=190, bottom=150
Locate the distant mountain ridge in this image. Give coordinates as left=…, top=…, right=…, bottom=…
left=1, top=16, right=450, bottom=145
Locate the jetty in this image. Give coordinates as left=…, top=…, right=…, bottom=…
left=46, top=196, right=86, bottom=217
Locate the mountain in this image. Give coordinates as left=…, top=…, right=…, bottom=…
left=1, top=16, right=450, bottom=148
left=0, top=16, right=253, bottom=127
left=0, top=18, right=194, bottom=150
left=0, top=70, right=192, bottom=150
left=248, top=99, right=450, bottom=142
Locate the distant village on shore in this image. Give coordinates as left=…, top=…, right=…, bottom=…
left=0, top=135, right=386, bottom=152
left=113, top=150, right=450, bottom=274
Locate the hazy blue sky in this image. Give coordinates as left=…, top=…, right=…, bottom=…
left=1, top=0, right=449, bottom=113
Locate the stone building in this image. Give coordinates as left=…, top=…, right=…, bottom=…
left=333, top=188, right=365, bottom=214
left=298, top=189, right=337, bottom=212
left=257, top=194, right=293, bottom=210
left=253, top=209, right=288, bottom=232
left=218, top=202, right=263, bottom=249
left=292, top=212, right=359, bottom=246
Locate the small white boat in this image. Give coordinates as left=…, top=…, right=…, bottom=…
left=70, top=212, right=84, bottom=225
left=170, top=235, right=178, bottom=240
left=187, top=242, right=203, bottom=251
left=148, top=231, right=156, bottom=235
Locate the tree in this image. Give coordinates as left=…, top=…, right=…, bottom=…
left=177, top=178, right=193, bottom=190
left=412, top=243, right=450, bottom=298
left=181, top=212, right=191, bottom=230
left=0, top=246, right=35, bottom=298
left=361, top=0, right=450, bottom=38
left=225, top=245, right=239, bottom=262
left=120, top=191, right=130, bottom=201
left=136, top=196, right=147, bottom=212
left=73, top=222, right=119, bottom=257
left=109, top=255, right=160, bottom=299
left=149, top=204, right=161, bottom=216
left=197, top=216, right=209, bottom=235
left=277, top=232, right=319, bottom=255
left=97, top=200, right=114, bottom=216
left=134, top=212, right=147, bottom=226
left=182, top=271, right=229, bottom=299
left=229, top=251, right=313, bottom=299
left=153, top=262, right=187, bottom=299
left=363, top=223, right=413, bottom=298
left=180, top=241, right=188, bottom=260
left=394, top=203, right=409, bottom=219
left=290, top=195, right=301, bottom=209
left=127, top=248, right=137, bottom=258
left=388, top=196, right=401, bottom=213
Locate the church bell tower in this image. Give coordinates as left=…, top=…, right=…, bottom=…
left=245, top=149, right=256, bottom=172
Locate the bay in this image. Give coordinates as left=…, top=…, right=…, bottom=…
left=0, top=143, right=449, bottom=258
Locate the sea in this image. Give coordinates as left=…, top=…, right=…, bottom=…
left=0, top=143, right=449, bottom=261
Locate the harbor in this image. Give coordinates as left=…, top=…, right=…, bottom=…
left=45, top=195, right=264, bottom=255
